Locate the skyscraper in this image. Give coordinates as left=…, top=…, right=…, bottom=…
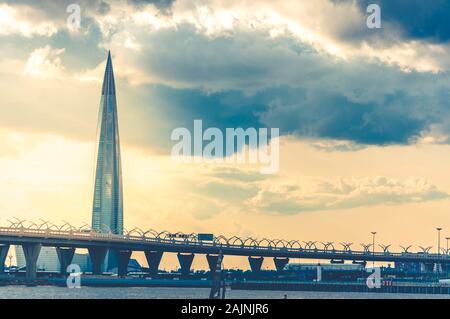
left=92, top=51, right=124, bottom=269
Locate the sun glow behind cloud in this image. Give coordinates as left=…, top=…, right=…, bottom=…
left=0, top=4, right=57, bottom=37
left=23, top=46, right=66, bottom=79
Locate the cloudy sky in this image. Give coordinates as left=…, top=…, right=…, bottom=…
left=1, top=0, right=450, bottom=269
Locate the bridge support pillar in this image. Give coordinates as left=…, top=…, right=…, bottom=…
left=144, top=251, right=163, bottom=276
left=56, top=247, right=75, bottom=274
left=22, top=243, right=41, bottom=280
left=88, top=247, right=107, bottom=275
left=115, top=250, right=132, bottom=277
left=206, top=254, right=223, bottom=275
left=0, top=244, right=10, bottom=273
left=273, top=257, right=289, bottom=272
left=248, top=256, right=264, bottom=273
left=177, top=253, right=194, bottom=276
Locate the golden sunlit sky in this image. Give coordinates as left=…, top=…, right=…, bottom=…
left=1, top=0, right=450, bottom=269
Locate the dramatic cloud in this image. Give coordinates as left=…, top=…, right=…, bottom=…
left=94, top=2, right=450, bottom=146
left=245, top=176, right=449, bottom=214
left=352, top=0, right=450, bottom=43
left=1, top=0, right=450, bottom=149
left=23, top=45, right=66, bottom=79
left=176, top=164, right=450, bottom=215
left=0, top=3, right=57, bottom=37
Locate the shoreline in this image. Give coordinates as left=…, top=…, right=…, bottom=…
left=2, top=276, right=450, bottom=296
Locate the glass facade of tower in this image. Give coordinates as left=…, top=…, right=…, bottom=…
left=92, top=51, right=124, bottom=238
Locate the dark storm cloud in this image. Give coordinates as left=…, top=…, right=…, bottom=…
left=114, top=25, right=450, bottom=148
left=49, top=17, right=106, bottom=71
left=119, top=78, right=448, bottom=151
left=127, top=0, right=175, bottom=9
left=259, top=88, right=435, bottom=145
left=338, top=0, right=450, bottom=43
left=117, top=84, right=266, bottom=151
left=3, top=0, right=450, bottom=150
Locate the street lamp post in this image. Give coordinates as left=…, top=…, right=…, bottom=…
left=446, top=237, right=450, bottom=255
left=437, top=228, right=442, bottom=255
left=371, top=231, right=377, bottom=268
left=436, top=228, right=443, bottom=276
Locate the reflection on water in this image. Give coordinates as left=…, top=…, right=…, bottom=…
left=0, top=286, right=449, bottom=299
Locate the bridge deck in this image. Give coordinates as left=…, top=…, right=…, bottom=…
left=1, top=227, right=449, bottom=264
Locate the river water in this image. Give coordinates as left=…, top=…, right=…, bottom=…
left=0, top=286, right=449, bottom=299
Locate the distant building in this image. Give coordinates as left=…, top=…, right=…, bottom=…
left=107, top=259, right=142, bottom=274
left=15, top=246, right=91, bottom=272
left=15, top=246, right=59, bottom=272
left=286, top=263, right=364, bottom=271
left=16, top=53, right=127, bottom=274
left=285, top=263, right=365, bottom=282
left=91, top=51, right=124, bottom=271
left=72, top=252, right=91, bottom=272
left=395, top=261, right=424, bottom=273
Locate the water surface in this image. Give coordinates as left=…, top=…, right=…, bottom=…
left=0, top=286, right=449, bottom=299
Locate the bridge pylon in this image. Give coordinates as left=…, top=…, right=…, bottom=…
left=88, top=247, right=107, bottom=275
left=206, top=254, right=222, bottom=276
left=56, top=247, right=75, bottom=274
left=273, top=257, right=289, bottom=272
left=0, top=244, right=9, bottom=273
left=209, top=251, right=225, bottom=299
left=22, top=243, right=41, bottom=280
left=144, top=251, right=163, bottom=276
left=177, top=253, right=195, bottom=277
left=248, top=256, right=264, bottom=273
left=115, top=249, right=132, bottom=277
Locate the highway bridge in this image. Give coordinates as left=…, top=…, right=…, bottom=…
left=0, top=219, right=448, bottom=279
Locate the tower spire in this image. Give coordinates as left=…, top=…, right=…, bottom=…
left=101, top=50, right=115, bottom=96
left=92, top=51, right=123, bottom=239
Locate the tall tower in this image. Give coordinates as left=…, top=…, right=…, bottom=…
left=92, top=51, right=124, bottom=240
